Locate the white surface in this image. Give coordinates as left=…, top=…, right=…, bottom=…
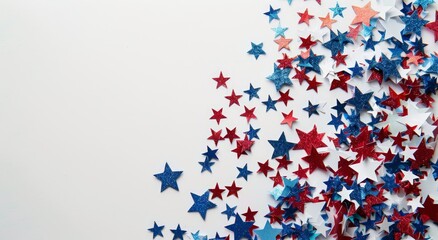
left=0, top=0, right=438, bottom=239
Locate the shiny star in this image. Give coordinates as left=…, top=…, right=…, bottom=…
left=154, top=163, right=183, bottom=192
left=247, top=42, right=266, bottom=60
left=188, top=191, right=216, bottom=220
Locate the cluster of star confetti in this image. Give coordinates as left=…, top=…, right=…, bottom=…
left=151, top=0, right=438, bottom=239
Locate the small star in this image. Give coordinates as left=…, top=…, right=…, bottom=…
left=330, top=2, right=346, bottom=18
left=299, top=35, right=317, bottom=49
left=247, top=42, right=266, bottom=60
left=154, top=163, right=183, bottom=192
left=221, top=204, right=237, bottom=220
left=254, top=220, right=282, bottom=239
left=303, top=100, right=320, bottom=117
left=225, top=181, right=242, bottom=198
left=277, top=89, right=294, bottom=105
left=202, top=146, right=218, bottom=161
left=242, top=207, right=258, bottom=222
left=267, top=64, right=292, bottom=91
left=212, top=71, right=230, bottom=89
left=210, top=108, right=226, bottom=124
left=225, top=90, right=242, bottom=107
left=319, top=13, right=337, bottom=29
left=240, top=106, right=257, bottom=123
left=209, top=183, right=225, bottom=200
left=148, top=222, right=164, bottom=239
left=188, top=191, right=216, bottom=220
left=274, top=36, right=292, bottom=51
left=401, top=10, right=428, bottom=36
left=346, top=87, right=373, bottom=112
left=170, top=224, right=186, bottom=240
left=271, top=24, right=288, bottom=38
left=262, top=95, right=278, bottom=112
left=198, top=158, right=215, bottom=173
left=281, top=110, right=298, bottom=128
left=348, top=61, right=364, bottom=78
left=264, top=5, right=281, bottom=23
left=268, top=132, right=295, bottom=159
left=224, top=127, right=239, bottom=143
left=374, top=54, right=401, bottom=82
left=245, top=124, right=261, bottom=140
left=243, top=83, right=261, bottom=100
left=297, top=8, right=314, bottom=25
left=332, top=51, right=347, bottom=67
left=331, top=99, right=347, bottom=116
left=237, top=163, right=253, bottom=181
left=257, top=160, right=274, bottom=177
left=305, top=76, right=322, bottom=92
left=225, top=214, right=254, bottom=239
left=351, top=2, right=379, bottom=26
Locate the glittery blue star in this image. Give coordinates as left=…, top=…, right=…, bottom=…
left=401, top=10, right=428, bottom=36
left=322, top=31, right=352, bottom=56
left=336, top=129, right=350, bottom=146
left=188, top=191, right=216, bottom=220
left=245, top=124, right=261, bottom=140
left=348, top=62, right=364, bottom=78
left=424, top=54, right=438, bottom=75
left=254, top=220, right=282, bottom=239
left=262, top=95, right=277, bottom=112
left=331, top=99, right=347, bottom=116
left=268, top=132, right=295, bottom=159
left=198, top=158, right=215, bottom=173
left=154, top=163, right=183, bottom=192
left=296, top=50, right=325, bottom=74
left=244, top=83, right=261, bottom=100
left=361, top=19, right=377, bottom=38
left=266, top=64, right=292, bottom=91
left=170, top=224, right=186, bottom=240
left=225, top=214, right=254, bottom=240
left=421, top=74, right=438, bottom=94
left=221, top=204, right=237, bottom=220
left=148, top=221, right=164, bottom=239
left=303, top=100, right=319, bottom=117
left=237, top=163, right=253, bottom=181
left=209, top=233, right=227, bottom=240
left=375, top=54, right=401, bottom=81
left=271, top=24, right=288, bottom=38
left=384, top=154, right=410, bottom=174
left=264, top=5, right=281, bottom=23
left=328, top=114, right=344, bottom=131
left=381, top=174, right=399, bottom=193
left=202, top=146, right=218, bottom=161
left=247, top=42, right=266, bottom=60
left=346, top=87, right=373, bottom=112
left=362, top=34, right=378, bottom=51
left=414, top=0, right=435, bottom=8
left=329, top=2, right=346, bottom=17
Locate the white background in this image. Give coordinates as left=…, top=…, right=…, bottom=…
left=1, top=0, right=438, bottom=239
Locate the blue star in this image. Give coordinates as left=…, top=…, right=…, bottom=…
left=303, top=100, right=319, bottom=117
left=271, top=24, right=288, bottom=38
left=154, top=163, right=183, bottom=192
left=202, top=146, right=218, bottom=161
left=244, top=83, right=261, bottom=100
left=254, top=220, right=282, bottom=239
left=262, top=95, right=277, bottom=112
left=381, top=174, right=399, bottom=193
left=148, top=221, right=164, bottom=239
left=411, top=37, right=427, bottom=53
left=170, top=224, right=186, bottom=240
left=188, top=191, right=216, bottom=220
left=362, top=34, right=378, bottom=51
left=331, top=99, right=347, bottom=116
left=322, top=31, right=352, bottom=56
left=221, top=204, right=237, bottom=220
left=237, top=163, right=253, bottom=181
left=264, top=5, right=281, bottom=23
left=348, top=62, right=363, bottom=78
left=432, top=160, right=438, bottom=179
left=413, top=218, right=429, bottom=234
left=247, top=42, right=266, bottom=60
left=225, top=214, right=254, bottom=240
left=281, top=222, right=294, bottom=238
left=401, top=10, right=428, bottom=36
left=414, top=0, right=435, bottom=9
left=421, top=74, right=438, bottom=94
left=198, top=158, right=215, bottom=173
left=268, top=132, right=295, bottom=159
left=355, top=230, right=369, bottom=240
left=336, top=129, right=350, bottom=146
left=245, top=124, right=261, bottom=140
left=329, top=2, right=346, bottom=17
left=384, top=154, right=410, bottom=174
left=296, top=50, right=325, bottom=74
left=346, top=87, right=373, bottom=112
left=191, top=231, right=208, bottom=240
left=209, top=233, right=226, bottom=240
left=424, top=54, right=438, bottom=75
left=267, top=64, right=292, bottom=91
left=375, top=54, right=401, bottom=81
left=328, top=114, right=344, bottom=131
left=366, top=56, right=378, bottom=70
left=361, top=19, right=378, bottom=38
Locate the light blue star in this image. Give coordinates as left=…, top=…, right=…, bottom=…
left=191, top=231, right=208, bottom=240
left=271, top=24, right=288, bottom=38
left=414, top=0, right=435, bottom=8
left=188, top=191, right=216, bottom=220
left=329, top=2, right=346, bottom=18
left=247, top=42, right=266, bottom=60
left=266, top=64, right=292, bottom=91
left=254, top=220, right=282, bottom=240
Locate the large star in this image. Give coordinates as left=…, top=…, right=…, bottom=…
left=294, top=125, right=327, bottom=154
left=154, top=163, right=183, bottom=192
left=349, top=158, right=382, bottom=182
left=400, top=10, right=428, bottom=36
left=188, top=191, right=216, bottom=220
left=268, top=132, right=296, bottom=159
left=426, top=11, right=438, bottom=42
left=266, top=64, right=292, bottom=91
left=301, top=147, right=329, bottom=173
left=225, top=214, right=254, bottom=239
left=351, top=2, right=379, bottom=26
left=346, top=87, right=373, bottom=112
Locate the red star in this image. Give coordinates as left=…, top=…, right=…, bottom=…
left=400, top=77, right=422, bottom=101
left=305, top=76, right=322, bottom=92
left=350, top=127, right=377, bottom=161
left=292, top=67, right=310, bottom=85
left=293, top=164, right=309, bottom=178
left=209, top=183, right=225, bottom=200
left=257, top=160, right=273, bottom=177
left=240, top=106, right=257, bottom=123
left=281, top=110, right=298, bottom=128
left=225, top=90, right=242, bottom=107
left=277, top=53, right=295, bottom=69
left=210, top=108, right=226, bottom=124
left=418, top=196, right=438, bottom=222
left=294, top=125, right=327, bottom=154
left=270, top=171, right=284, bottom=187
left=403, top=124, right=418, bottom=140
left=242, top=207, right=258, bottom=222
left=347, top=25, right=361, bottom=40
left=232, top=135, right=254, bottom=158
left=376, top=125, right=391, bottom=142
left=336, top=157, right=356, bottom=182
left=277, top=89, right=294, bottom=105
left=368, top=69, right=383, bottom=84
left=299, top=35, right=317, bottom=49
left=266, top=205, right=284, bottom=224
left=275, top=155, right=292, bottom=170
left=390, top=132, right=406, bottom=148
left=224, top=127, right=240, bottom=143
left=330, top=71, right=350, bottom=92
left=381, top=87, right=405, bottom=109
left=297, top=8, right=314, bottom=25
left=212, top=71, right=230, bottom=88
left=391, top=209, right=414, bottom=236
left=411, top=140, right=434, bottom=168
left=426, top=11, right=438, bottom=42
left=301, top=147, right=329, bottom=173
left=225, top=181, right=242, bottom=198
left=207, top=128, right=224, bottom=145
left=332, top=51, right=347, bottom=66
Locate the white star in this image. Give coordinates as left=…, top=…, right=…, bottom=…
left=337, top=186, right=353, bottom=202
left=400, top=146, right=416, bottom=161
left=350, top=158, right=382, bottom=183
left=377, top=216, right=393, bottom=233
left=407, top=197, right=424, bottom=212
left=401, top=170, right=419, bottom=184
left=379, top=17, right=405, bottom=41
left=419, top=171, right=438, bottom=202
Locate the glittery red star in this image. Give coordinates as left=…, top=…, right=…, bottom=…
left=297, top=8, right=314, bottom=25
left=381, top=87, right=405, bottom=109
left=225, top=90, right=242, bottom=107
left=281, top=110, right=298, bottom=128
left=277, top=89, right=294, bottom=105
left=299, top=35, right=317, bottom=49
left=209, top=183, right=225, bottom=200
left=210, top=108, right=226, bottom=124
left=275, top=155, right=292, bottom=170
left=224, top=127, right=240, bottom=143
left=212, top=71, right=230, bottom=88
left=330, top=71, right=350, bottom=92
left=301, top=147, right=329, bottom=173
left=411, top=140, right=434, bottom=168
left=225, top=181, right=242, bottom=198
left=270, top=171, right=284, bottom=187
left=277, top=53, right=295, bottom=69
left=305, top=76, right=322, bottom=92
left=240, top=106, right=257, bottom=123
left=332, top=51, right=348, bottom=66
left=426, top=11, right=438, bottom=42
left=242, top=207, right=258, bottom=222
left=347, top=25, right=361, bottom=40
left=293, top=164, right=309, bottom=179
left=294, top=125, right=327, bottom=154
left=257, top=160, right=274, bottom=177
left=207, top=128, right=224, bottom=145
left=292, top=67, right=310, bottom=85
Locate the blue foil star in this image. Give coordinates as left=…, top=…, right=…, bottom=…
left=268, top=132, right=295, bottom=159
left=188, top=191, right=216, bottom=220
left=267, top=64, right=292, bottom=91
left=247, top=42, right=266, bottom=59
left=154, top=163, right=183, bottom=192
